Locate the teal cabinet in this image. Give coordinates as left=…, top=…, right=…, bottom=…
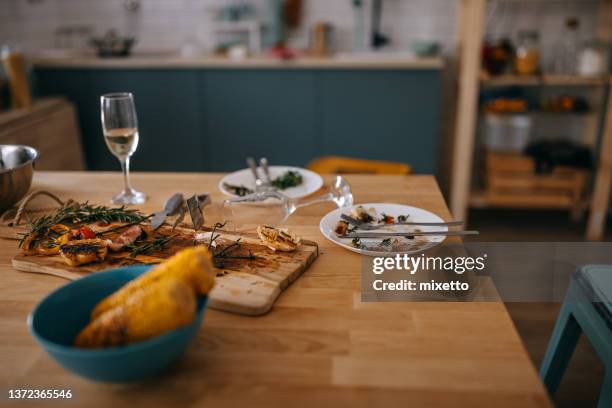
left=35, top=69, right=204, bottom=171
left=201, top=70, right=317, bottom=171
left=318, top=71, right=440, bottom=173
left=34, top=67, right=441, bottom=173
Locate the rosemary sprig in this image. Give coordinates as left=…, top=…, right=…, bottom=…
left=207, top=222, right=227, bottom=251
left=201, top=223, right=257, bottom=266
left=18, top=201, right=147, bottom=247
left=127, top=235, right=175, bottom=258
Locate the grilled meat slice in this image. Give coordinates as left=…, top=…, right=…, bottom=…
left=257, top=225, right=300, bottom=252
left=334, top=220, right=349, bottom=236
left=59, top=239, right=109, bottom=266
left=108, top=225, right=143, bottom=252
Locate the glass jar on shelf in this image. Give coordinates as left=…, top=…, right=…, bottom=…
left=552, top=17, right=580, bottom=75
left=514, top=30, right=540, bottom=75
left=578, top=40, right=609, bottom=77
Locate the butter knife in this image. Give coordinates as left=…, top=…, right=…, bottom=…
left=343, top=230, right=479, bottom=238
left=151, top=193, right=184, bottom=230
left=340, top=214, right=464, bottom=228
left=186, top=194, right=211, bottom=231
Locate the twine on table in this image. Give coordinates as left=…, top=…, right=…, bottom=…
left=0, top=190, right=70, bottom=227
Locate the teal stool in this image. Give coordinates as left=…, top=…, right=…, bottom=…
left=540, top=265, right=612, bottom=407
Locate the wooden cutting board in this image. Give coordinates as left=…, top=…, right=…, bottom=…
left=11, top=227, right=318, bottom=316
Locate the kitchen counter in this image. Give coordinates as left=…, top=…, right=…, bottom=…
left=0, top=172, right=551, bottom=407
left=30, top=55, right=444, bottom=70
left=34, top=62, right=443, bottom=173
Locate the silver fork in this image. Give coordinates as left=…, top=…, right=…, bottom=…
left=340, top=213, right=464, bottom=229
left=259, top=157, right=273, bottom=187
left=246, top=157, right=265, bottom=191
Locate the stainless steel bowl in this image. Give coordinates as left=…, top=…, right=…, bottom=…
left=0, top=145, right=38, bottom=211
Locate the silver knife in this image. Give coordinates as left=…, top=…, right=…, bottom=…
left=186, top=194, right=211, bottom=231
left=151, top=193, right=184, bottom=229
left=343, top=230, right=479, bottom=238
left=340, top=213, right=464, bottom=228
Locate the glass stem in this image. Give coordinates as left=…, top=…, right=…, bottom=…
left=121, top=156, right=133, bottom=192
left=294, top=193, right=333, bottom=209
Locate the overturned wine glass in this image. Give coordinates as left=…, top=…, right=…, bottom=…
left=223, top=175, right=353, bottom=228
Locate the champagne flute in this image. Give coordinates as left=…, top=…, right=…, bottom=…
left=223, top=176, right=353, bottom=229
left=100, top=92, right=147, bottom=205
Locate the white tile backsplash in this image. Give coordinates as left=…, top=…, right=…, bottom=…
left=0, top=0, right=601, bottom=63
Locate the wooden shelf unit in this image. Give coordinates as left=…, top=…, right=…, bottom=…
left=450, top=0, right=612, bottom=240
left=469, top=190, right=578, bottom=210
left=473, top=151, right=589, bottom=211
left=480, top=73, right=608, bottom=87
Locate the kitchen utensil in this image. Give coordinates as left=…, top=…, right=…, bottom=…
left=89, top=30, right=135, bottom=58
left=344, top=230, right=479, bottom=238
left=320, top=203, right=449, bottom=256
left=371, top=0, right=390, bottom=49
left=14, top=225, right=319, bottom=316
left=219, top=166, right=323, bottom=199
left=411, top=40, right=441, bottom=58
left=29, top=264, right=208, bottom=383
left=186, top=194, right=209, bottom=231
left=224, top=175, right=352, bottom=227
left=259, top=157, right=272, bottom=186
left=246, top=157, right=265, bottom=191
left=340, top=213, right=464, bottom=229
left=151, top=193, right=184, bottom=230
left=101, top=92, right=147, bottom=205
left=0, top=145, right=38, bottom=211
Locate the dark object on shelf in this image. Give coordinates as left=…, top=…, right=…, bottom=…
left=90, top=30, right=136, bottom=58
left=482, top=38, right=514, bottom=75
left=283, top=0, right=303, bottom=28
left=371, top=0, right=390, bottom=49
left=540, top=95, right=589, bottom=114
left=525, top=140, right=593, bottom=174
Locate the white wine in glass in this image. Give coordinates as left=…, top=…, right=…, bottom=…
left=104, top=127, right=139, bottom=158
left=100, top=93, right=147, bottom=205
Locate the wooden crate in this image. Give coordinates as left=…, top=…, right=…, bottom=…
left=483, top=151, right=589, bottom=210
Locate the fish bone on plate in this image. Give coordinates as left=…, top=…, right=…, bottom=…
left=319, top=203, right=447, bottom=256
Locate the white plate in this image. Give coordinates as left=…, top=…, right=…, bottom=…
left=219, top=166, right=323, bottom=199
left=319, top=203, right=447, bottom=256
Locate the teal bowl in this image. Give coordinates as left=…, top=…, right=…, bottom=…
left=28, top=264, right=207, bottom=383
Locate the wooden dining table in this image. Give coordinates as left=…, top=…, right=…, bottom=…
left=0, top=172, right=551, bottom=407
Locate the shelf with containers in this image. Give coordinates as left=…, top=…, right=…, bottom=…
left=450, top=0, right=611, bottom=240
left=471, top=80, right=606, bottom=212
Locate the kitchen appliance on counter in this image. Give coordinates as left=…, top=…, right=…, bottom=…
left=90, top=30, right=136, bottom=58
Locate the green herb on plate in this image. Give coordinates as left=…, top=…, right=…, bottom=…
left=271, top=171, right=303, bottom=190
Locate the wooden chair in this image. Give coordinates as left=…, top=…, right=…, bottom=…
left=1, top=50, right=32, bottom=109
left=308, top=156, right=412, bottom=175
left=540, top=265, right=612, bottom=407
